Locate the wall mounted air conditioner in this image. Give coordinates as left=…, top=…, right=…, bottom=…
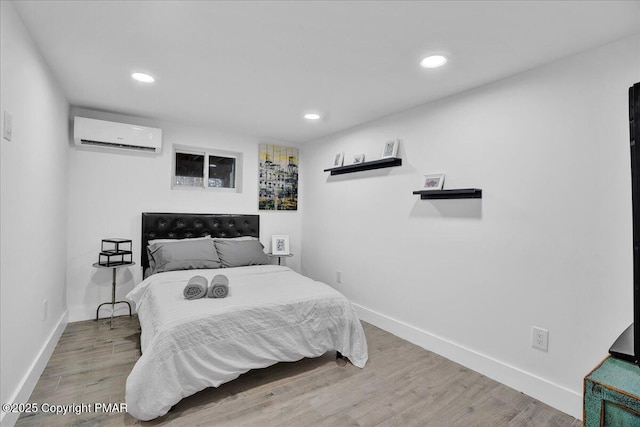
left=73, top=117, right=162, bottom=154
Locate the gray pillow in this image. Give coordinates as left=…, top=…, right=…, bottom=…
left=213, top=236, right=264, bottom=249
left=147, top=236, right=214, bottom=274
left=214, top=239, right=270, bottom=268
left=148, top=239, right=221, bottom=274
left=148, top=235, right=212, bottom=245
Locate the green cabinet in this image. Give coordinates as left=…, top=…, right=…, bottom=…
left=584, top=356, right=640, bottom=426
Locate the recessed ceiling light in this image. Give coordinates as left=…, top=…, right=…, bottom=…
left=304, top=113, right=321, bottom=120
left=131, top=72, right=155, bottom=83
left=420, top=55, right=447, bottom=69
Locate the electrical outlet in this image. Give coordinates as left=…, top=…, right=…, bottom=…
left=3, top=110, right=12, bottom=141
left=43, top=299, right=48, bottom=321
left=336, top=271, right=342, bottom=284
left=532, top=326, right=549, bottom=351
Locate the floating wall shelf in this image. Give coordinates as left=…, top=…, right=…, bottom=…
left=413, top=188, right=482, bottom=200
left=324, top=157, right=402, bottom=176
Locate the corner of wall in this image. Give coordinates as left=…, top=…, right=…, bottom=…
left=0, top=311, right=68, bottom=427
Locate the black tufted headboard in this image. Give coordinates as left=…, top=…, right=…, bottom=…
left=141, top=212, right=260, bottom=273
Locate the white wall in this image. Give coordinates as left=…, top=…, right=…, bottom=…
left=301, top=35, right=640, bottom=419
left=0, top=1, right=70, bottom=424
left=2, top=0, right=635, bottom=420
left=66, top=108, right=302, bottom=321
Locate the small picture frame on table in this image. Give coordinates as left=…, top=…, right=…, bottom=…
left=381, top=139, right=399, bottom=159
left=333, top=152, right=344, bottom=167
left=352, top=154, right=365, bottom=164
left=272, top=235, right=290, bottom=255
left=422, top=174, right=445, bottom=190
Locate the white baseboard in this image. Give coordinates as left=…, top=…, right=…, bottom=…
left=353, top=303, right=582, bottom=420
left=0, top=310, right=68, bottom=427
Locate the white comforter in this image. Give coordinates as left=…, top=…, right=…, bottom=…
left=125, top=265, right=368, bottom=421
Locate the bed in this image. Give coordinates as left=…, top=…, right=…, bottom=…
left=125, top=213, right=368, bottom=421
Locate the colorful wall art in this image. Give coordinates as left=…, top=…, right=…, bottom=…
left=258, top=144, right=298, bottom=210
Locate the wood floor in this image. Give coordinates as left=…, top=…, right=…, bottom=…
left=16, top=315, right=580, bottom=427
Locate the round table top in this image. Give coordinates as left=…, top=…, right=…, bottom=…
left=92, top=262, right=136, bottom=269
left=266, top=253, right=293, bottom=257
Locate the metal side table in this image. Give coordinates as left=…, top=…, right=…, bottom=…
left=93, top=262, right=134, bottom=329
left=266, top=253, right=293, bottom=265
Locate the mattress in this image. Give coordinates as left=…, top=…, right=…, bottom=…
left=125, top=265, right=368, bottom=420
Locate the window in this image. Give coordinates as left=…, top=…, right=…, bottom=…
left=173, top=146, right=242, bottom=192
left=208, top=155, right=235, bottom=188
left=175, top=152, right=205, bottom=187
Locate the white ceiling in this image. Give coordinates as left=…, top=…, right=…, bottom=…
left=12, top=1, right=640, bottom=143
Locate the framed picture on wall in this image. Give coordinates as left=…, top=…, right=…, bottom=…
left=422, top=173, right=445, bottom=190
left=352, top=154, right=365, bottom=164
left=259, top=144, right=298, bottom=211
left=381, top=139, right=399, bottom=159
left=272, top=235, right=290, bottom=255
left=332, top=152, right=345, bottom=167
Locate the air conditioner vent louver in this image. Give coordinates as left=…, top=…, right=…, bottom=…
left=73, top=117, right=162, bottom=154
left=80, top=139, right=157, bottom=152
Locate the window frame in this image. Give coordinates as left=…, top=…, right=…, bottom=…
left=171, top=145, right=242, bottom=193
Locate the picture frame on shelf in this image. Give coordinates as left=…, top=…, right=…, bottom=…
left=271, top=235, right=290, bottom=255
left=352, top=154, right=365, bottom=164
left=422, top=173, right=445, bottom=190
left=381, top=139, right=399, bottom=159
left=332, top=152, right=344, bottom=168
